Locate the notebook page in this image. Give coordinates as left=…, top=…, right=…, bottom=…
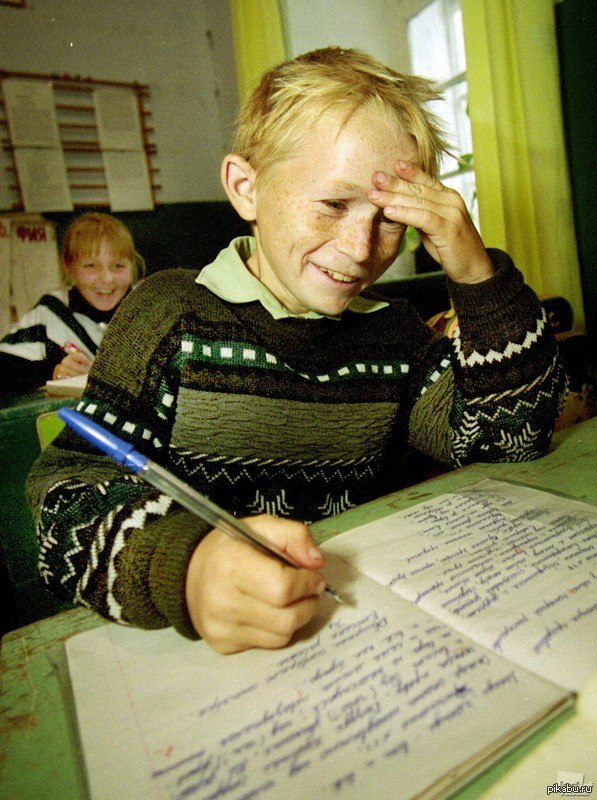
left=67, top=559, right=569, bottom=800
left=324, top=479, right=597, bottom=692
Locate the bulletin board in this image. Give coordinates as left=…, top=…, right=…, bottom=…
left=0, top=69, right=160, bottom=212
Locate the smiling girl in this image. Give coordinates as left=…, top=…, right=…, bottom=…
left=0, top=212, right=144, bottom=392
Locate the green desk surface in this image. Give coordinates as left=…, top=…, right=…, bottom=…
left=0, top=392, right=76, bottom=633
left=0, top=417, right=595, bottom=800
left=0, top=389, right=75, bottom=418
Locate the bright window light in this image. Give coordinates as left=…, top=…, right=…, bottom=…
left=407, top=0, right=477, bottom=224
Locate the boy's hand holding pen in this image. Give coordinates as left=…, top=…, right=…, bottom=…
left=185, top=515, right=331, bottom=654
left=53, top=343, right=93, bottom=380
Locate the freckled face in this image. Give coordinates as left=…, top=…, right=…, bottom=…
left=248, top=107, right=419, bottom=316
left=66, top=239, right=134, bottom=312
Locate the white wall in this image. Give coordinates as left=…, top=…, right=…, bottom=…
left=0, top=0, right=238, bottom=208
left=280, top=0, right=431, bottom=71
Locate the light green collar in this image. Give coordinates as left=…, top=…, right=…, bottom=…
left=195, top=237, right=387, bottom=320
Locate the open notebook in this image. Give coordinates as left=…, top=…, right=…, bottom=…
left=66, top=479, right=596, bottom=800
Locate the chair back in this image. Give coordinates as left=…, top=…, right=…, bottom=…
left=36, top=410, right=65, bottom=450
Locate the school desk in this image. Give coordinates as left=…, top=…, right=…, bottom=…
left=0, top=391, right=76, bottom=633
left=0, top=417, right=595, bottom=800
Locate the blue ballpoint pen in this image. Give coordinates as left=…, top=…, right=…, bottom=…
left=57, top=407, right=343, bottom=604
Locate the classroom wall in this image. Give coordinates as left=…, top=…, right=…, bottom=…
left=0, top=0, right=428, bottom=274
left=0, top=1, right=432, bottom=212
left=0, top=0, right=238, bottom=208
left=279, top=0, right=429, bottom=69
left=0, top=0, right=438, bottom=281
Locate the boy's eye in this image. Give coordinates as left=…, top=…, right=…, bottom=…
left=321, top=200, right=347, bottom=212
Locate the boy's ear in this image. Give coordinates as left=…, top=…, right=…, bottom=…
left=221, top=154, right=257, bottom=222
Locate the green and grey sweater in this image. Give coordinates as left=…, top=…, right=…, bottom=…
left=26, top=243, right=566, bottom=638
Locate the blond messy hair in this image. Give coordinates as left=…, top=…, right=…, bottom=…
left=232, top=47, right=449, bottom=180
left=61, top=212, right=145, bottom=284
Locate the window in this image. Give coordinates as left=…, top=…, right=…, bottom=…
left=407, top=0, right=477, bottom=224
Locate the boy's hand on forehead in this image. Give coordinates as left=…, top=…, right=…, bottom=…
left=369, top=160, right=494, bottom=284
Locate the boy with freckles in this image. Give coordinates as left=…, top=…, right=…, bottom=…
left=28, top=48, right=566, bottom=654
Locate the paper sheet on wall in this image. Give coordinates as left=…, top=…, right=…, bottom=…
left=13, top=148, right=73, bottom=213
left=94, top=87, right=145, bottom=152
left=102, top=150, right=153, bottom=211
left=94, top=87, right=153, bottom=211
left=0, top=217, right=11, bottom=337
left=9, top=218, right=61, bottom=318
left=2, top=79, right=61, bottom=148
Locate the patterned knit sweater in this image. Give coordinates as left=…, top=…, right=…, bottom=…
left=26, top=247, right=566, bottom=638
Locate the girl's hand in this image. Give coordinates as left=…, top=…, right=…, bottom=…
left=185, top=515, right=327, bottom=654
left=370, top=160, right=495, bottom=284
left=53, top=350, right=93, bottom=379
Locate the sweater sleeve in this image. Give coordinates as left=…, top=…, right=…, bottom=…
left=406, top=249, right=567, bottom=466
left=26, top=271, right=209, bottom=638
